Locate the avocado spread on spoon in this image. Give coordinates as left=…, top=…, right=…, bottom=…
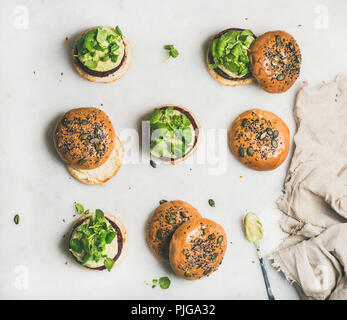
left=75, top=26, right=125, bottom=72
left=243, top=212, right=263, bottom=246
left=209, top=29, right=255, bottom=78
left=148, top=107, right=195, bottom=160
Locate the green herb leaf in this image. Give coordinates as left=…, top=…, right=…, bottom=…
left=159, top=277, right=171, bottom=289
left=164, top=45, right=179, bottom=60
left=95, top=209, right=104, bottom=220
left=84, top=60, right=98, bottom=69
left=104, top=257, right=115, bottom=272
left=75, top=203, right=84, bottom=215
left=115, top=25, right=122, bottom=36
left=96, top=28, right=108, bottom=44
left=152, top=279, right=158, bottom=288
left=170, top=49, right=179, bottom=58
left=106, top=231, right=117, bottom=244
left=70, top=238, right=83, bottom=253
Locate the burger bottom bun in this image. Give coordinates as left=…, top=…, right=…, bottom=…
left=70, top=212, right=128, bottom=271
left=73, top=35, right=132, bottom=83
left=67, top=134, right=124, bottom=185
left=205, top=43, right=254, bottom=87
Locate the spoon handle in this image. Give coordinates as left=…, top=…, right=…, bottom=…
left=256, top=246, right=275, bottom=300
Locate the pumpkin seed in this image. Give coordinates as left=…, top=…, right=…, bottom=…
left=259, top=131, right=267, bottom=140
left=167, top=217, right=176, bottom=225
left=203, top=267, right=212, bottom=275
left=180, top=211, right=187, bottom=218
left=208, top=233, right=216, bottom=240
left=79, top=133, right=89, bottom=140
left=95, top=143, right=103, bottom=151
left=90, top=138, right=100, bottom=144
left=192, top=245, right=200, bottom=251
left=266, top=127, right=273, bottom=136
left=156, top=229, right=163, bottom=240
left=159, top=200, right=167, bottom=205
left=275, top=35, right=282, bottom=46
left=289, top=41, right=294, bottom=51
left=241, top=118, right=248, bottom=127
left=184, top=271, right=192, bottom=278
left=217, top=235, right=224, bottom=245
left=208, top=199, right=215, bottom=207
left=247, top=147, right=253, bottom=156
left=94, top=128, right=102, bottom=136
left=202, top=228, right=208, bottom=235
left=277, top=74, right=285, bottom=81
left=78, top=157, right=87, bottom=165
left=14, top=214, right=20, bottom=225
left=81, top=119, right=89, bottom=125
left=150, top=160, right=157, bottom=168
left=271, top=139, right=278, bottom=148
left=273, top=130, right=279, bottom=138
left=239, top=147, right=246, bottom=157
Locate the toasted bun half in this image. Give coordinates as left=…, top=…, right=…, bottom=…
left=67, top=134, right=124, bottom=185
left=205, top=28, right=255, bottom=87
left=229, top=108, right=290, bottom=171
left=54, top=107, right=116, bottom=170
left=72, top=26, right=132, bottom=83
left=146, top=200, right=202, bottom=263
left=69, top=212, right=128, bottom=271
left=150, top=105, right=202, bottom=165
left=249, top=30, right=301, bottom=93
left=169, top=218, right=227, bottom=280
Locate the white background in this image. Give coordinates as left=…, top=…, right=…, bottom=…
left=0, top=0, right=344, bottom=300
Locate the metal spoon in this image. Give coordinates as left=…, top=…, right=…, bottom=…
left=243, top=213, right=275, bottom=300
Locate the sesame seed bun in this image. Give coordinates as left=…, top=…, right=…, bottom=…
left=146, top=200, right=202, bottom=263
left=229, top=109, right=290, bottom=171
left=169, top=218, right=227, bottom=280
left=72, top=26, right=132, bottom=84
left=249, top=30, right=301, bottom=93
left=69, top=212, right=128, bottom=272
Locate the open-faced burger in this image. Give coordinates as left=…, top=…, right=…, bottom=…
left=206, top=28, right=256, bottom=86
left=53, top=107, right=124, bottom=185
left=147, top=105, right=201, bottom=164
left=249, top=30, right=301, bottom=93
left=72, top=26, right=131, bottom=83
left=69, top=209, right=128, bottom=271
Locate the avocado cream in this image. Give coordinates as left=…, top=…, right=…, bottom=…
left=148, top=107, right=195, bottom=159
left=243, top=213, right=263, bottom=246
left=210, top=29, right=255, bottom=78
left=75, top=26, right=125, bottom=72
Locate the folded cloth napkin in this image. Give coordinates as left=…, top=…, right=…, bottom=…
left=268, top=75, right=347, bottom=300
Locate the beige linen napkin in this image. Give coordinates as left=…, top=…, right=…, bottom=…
left=268, top=75, right=347, bottom=300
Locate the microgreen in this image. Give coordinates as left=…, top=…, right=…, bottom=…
left=115, top=25, right=122, bottom=36
left=146, top=277, right=171, bottom=289
left=163, top=44, right=179, bottom=60
left=70, top=205, right=118, bottom=272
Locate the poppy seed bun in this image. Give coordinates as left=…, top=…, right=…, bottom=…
left=249, top=30, right=301, bottom=93
left=146, top=200, right=202, bottom=263
left=67, top=134, right=124, bottom=185
left=54, top=107, right=116, bottom=170
left=169, top=218, right=227, bottom=280
left=69, top=212, right=128, bottom=271
left=72, top=26, right=132, bottom=83
left=229, top=109, right=290, bottom=171
left=205, top=28, right=255, bottom=87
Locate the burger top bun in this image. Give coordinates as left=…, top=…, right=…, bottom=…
left=249, top=30, right=301, bottom=93
left=54, top=107, right=115, bottom=170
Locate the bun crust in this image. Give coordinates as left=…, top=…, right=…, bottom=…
left=72, top=27, right=132, bottom=84
left=70, top=212, right=128, bottom=271
left=249, top=30, right=301, bottom=93
left=54, top=107, right=116, bottom=170
left=205, top=30, right=255, bottom=87
left=169, top=218, right=227, bottom=280
left=146, top=200, right=202, bottom=263
left=67, top=134, right=123, bottom=185
left=229, top=109, right=290, bottom=171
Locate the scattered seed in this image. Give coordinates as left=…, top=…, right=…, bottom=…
left=217, top=235, right=224, bottom=245
left=150, top=160, right=157, bottom=168
left=159, top=200, right=167, bottom=205
left=156, top=229, right=163, bottom=240
left=167, top=217, right=176, bottom=225
left=208, top=199, right=215, bottom=207
left=208, top=233, right=216, bottom=240
left=239, top=147, right=246, bottom=157
left=78, top=157, right=87, bottom=166
left=273, top=130, right=279, bottom=138
left=90, top=138, right=100, bottom=144
left=275, top=35, right=282, bottom=46
left=241, top=119, right=248, bottom=127
left=271, top=139, right=278, bottom=148
left=266, top=127, right=273, bottom=136
left=192, top=245, right=200, bottom=251
left=203, top=268, right=212, bottom=275
left=79, top=133, right=89, bottom=140
left=184, top=271, right=192, bottom=278
left=14, top=214, right=20, bottom=225
left=81, top=119, right=89, bottom=125
left=211, top=253, right=218, bottom=260
left=276, top=74, right=285, bottom=81
left=246, top=147, right=253, bottom=156
left=259, top=132, right=267, bottom=140
left=180, top=211, right=187, bottom=218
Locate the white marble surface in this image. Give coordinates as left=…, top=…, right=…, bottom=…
left=0, top=0, right=345, bottom=300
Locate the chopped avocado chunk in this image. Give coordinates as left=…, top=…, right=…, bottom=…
left=210, top=28, right=255, bottom=78
left=76, top=26, right=125, bottom=72
left=148, top=107, right=195, bottom=160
